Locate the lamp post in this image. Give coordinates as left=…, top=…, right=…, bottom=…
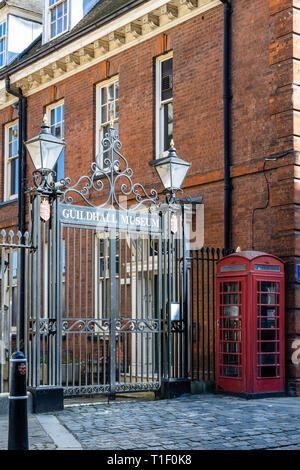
left=25, top=115, right=66, bottom=195
left=24, top=116, right=66, bottom=395
left=152, top=140, right=204, bottom=389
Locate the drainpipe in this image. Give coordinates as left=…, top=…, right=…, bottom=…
left=220, top=0, right=232, bottom=252
left=5, top=76, right=27, bottom=351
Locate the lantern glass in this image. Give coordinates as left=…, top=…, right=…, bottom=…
left=25, top=139, right=42, bottom=169
left=154, top=157, right=191, bottom=192
left=155, top=162, right=171, bottom=190
left=170, top=161, right=190, bottom=190
left=40, top=138, right=64, bottom=170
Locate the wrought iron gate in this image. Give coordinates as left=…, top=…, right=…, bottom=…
left=57, top=204, right=164, bottom=396
left=0, top=125, right=234, bottom=399
left=25, top=127, right=189, bottom=397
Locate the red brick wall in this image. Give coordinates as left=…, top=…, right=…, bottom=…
left=0, top=0, right=299, bottom=393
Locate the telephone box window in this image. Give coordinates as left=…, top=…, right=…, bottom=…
left=219, top=280, right=242, bottom=378
left=257, top=280, right=280, bottom=378
left=254, top=264, right=280, bottom=272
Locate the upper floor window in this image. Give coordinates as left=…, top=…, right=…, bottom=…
left=44, top=0, right=100, bottom=44
left=96, top=77, right=119, bottom=169
left=49, top=0, right=69, bottom=39
left=0, top=21, right=7, bottom=68
left=156, top=53, right=173, bottom=159
left=4, top=121, right=18, bottom=201
left=47, top=100, right=65, bottom=181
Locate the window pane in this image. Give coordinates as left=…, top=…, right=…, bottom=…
left=50, top=0, right=68, bottom=38
left=51, top=22, right=56, bottom=38
left=108, top=102, right=114, bottom=121
left=260, top=366, right=277, bottom=377
left=223, top=366, right=240, bottom=378
left=98, top=80, right=119, bottom=167
left=101, top=87, right=105, bottom=105
left=101, top=104, right=106, bottom=124
left=0, top=21, right=6, bottom=67
left=261, top=281, right=277, bottom=292
left=261, top=293, right=276, bottom=305
left=260, top=342, right=277, bottom=353
left=10, top=159, right=16, bottom=195
left=56, top=106, right=61, bottom=123
left=108, top=84, right=114, bottom=101
left=163, top=102, right=173, bottom=152
left=12, top=287, right=18, bottom=327
left=57, top=18, right=62, bottom=34
left=49, top=103, right=64, bottom=180
left=161, top=58, right=173, bottom=102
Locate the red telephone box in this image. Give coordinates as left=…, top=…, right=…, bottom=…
left=215, top=251, right=285, bottom=397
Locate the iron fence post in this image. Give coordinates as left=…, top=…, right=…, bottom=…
left=109, top=228, right=117, bottom=400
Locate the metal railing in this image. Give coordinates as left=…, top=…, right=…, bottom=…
left=187, top=247, right=229, bottom=383
left=0, top=229, right=32, bottom=393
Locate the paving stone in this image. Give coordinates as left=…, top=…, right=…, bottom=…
left=1, top=394, right=300, bottom=450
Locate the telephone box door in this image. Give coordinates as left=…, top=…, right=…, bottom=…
left=216, top=278, right=246, bottom=393
left=252, top=276, right=285, bottom=393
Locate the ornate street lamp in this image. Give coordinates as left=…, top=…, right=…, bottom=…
left=25, top=115, right=66, bottom=194
left=152, top=140, right=191, bottom=204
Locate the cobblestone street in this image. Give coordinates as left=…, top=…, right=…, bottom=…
left=1, top=393, right=300, bottom=451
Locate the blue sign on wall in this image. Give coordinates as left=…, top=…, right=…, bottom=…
left=297, top=265, right=300, bottom=282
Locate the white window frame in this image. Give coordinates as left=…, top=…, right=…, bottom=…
left=46, top=99, right=65, bottom=180
left=95, top=76, right=119, bottom=169
left=155, top=52, right=173, bottom=159
left=47, top=0, right=70, bottom=41
left=0, top=19, right=7, bottom=69
left=4, top=120, right=18, bottom=201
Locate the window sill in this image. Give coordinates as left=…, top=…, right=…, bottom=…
left=0, top=198, right=18, bottom=206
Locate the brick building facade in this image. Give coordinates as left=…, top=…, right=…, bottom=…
left=0, top=0, right=299, bottom=395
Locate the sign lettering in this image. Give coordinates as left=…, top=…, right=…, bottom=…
left=59, top=204, right=161, bottom=232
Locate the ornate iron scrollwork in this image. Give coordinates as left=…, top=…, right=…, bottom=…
left=59, top=127, right=159, bottom=210
left=116, top=318, right=159, bottom=332
left=39, top=319, right=57, bottom=335
left=62, top=319, right=110, bottom=334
